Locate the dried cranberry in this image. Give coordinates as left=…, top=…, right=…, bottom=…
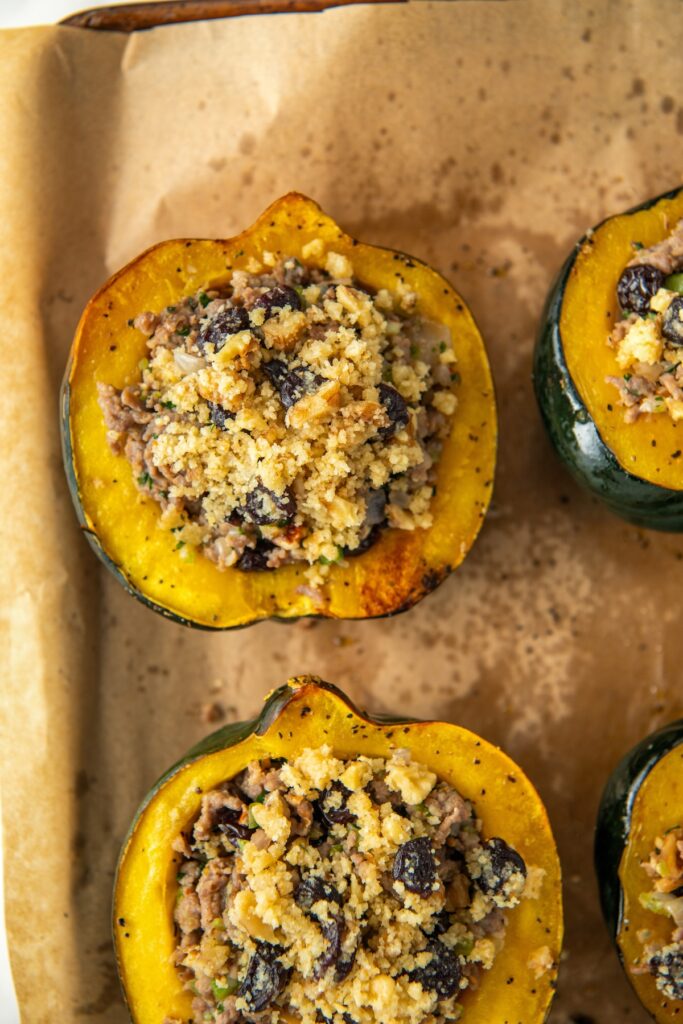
left=319, top=782, right=355, bottom=826
left=262, top=358, right=324, bottom=409
left=239, top=944, right=290, bottom=1012
left=197, top=306, right=250, bottom=352
left=616, top=264, right=665, bottom=315
left=649, top=947, right=683, bottom=999
left=475, top=837, right=526, bottom=895
left=235, top=541, right=276, bottom=572
left=393, top=837, right=437, bottom=896
left=410, top=940, right=461, bottom=999
left=240, top=483, right=297, bottom=526
left=254, top=285, right=302, bottom=318
left=295, top=875, right=343, bottom=913
left=207, top=401, right=233, bottom=430
left=661, top=295, right=683, bottom=346
left=377, top=383, right=409, bottom=438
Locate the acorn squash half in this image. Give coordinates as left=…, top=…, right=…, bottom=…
left=113, top=676, right=563, bottom=1024
left=61, top=194, right=496, bottom=628
left=595, top=719, right=683, bottom=1022
left=534, top=186, right=683, bottom=530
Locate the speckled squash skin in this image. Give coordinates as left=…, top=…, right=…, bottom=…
left=113, top=677, right=563, bottom=1024
left=534, top=186, right=683, bottom=530
left=595, top=720, right=683, bottom=1022
left=61, top=193, right=496, bottom=629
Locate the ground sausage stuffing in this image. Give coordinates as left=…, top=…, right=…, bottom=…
left=164, top=746, right=535, bottom=1024
left=98, top=247, right=459, bottom=587
left=632, top=825, right=683, bottom=1001
left=607, top=219, right=683, bottom=423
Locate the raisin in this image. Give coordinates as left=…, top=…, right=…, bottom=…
left=671, top=883, right=683, bottom=898
left=262, top=358, right=324, bottom=409
left=410, top=940, right=462, bottom=999
left=377, top=383, right=409, bottom=438
left=315, top=917, right=344, bottom=978
left=254, top=285, right=302, bottom=318
left=235, top=541, right=276, bottom=572
left=207, top=401, right=233, bottom=430
left=475, top=837, right=527, bottom=895
left=661, top=295, right=683, bottom=346
left=616, top=264, right=665, bottom=315
left=318, top=782, right=355, bottom=826
left=649, top=947, right=683, bottom=1000
left=295, top=875, right=343, bottom=913
left=213, top=805, right=251, bottom=841
left=197, top=306, right=250, bottom=352
left=240, top=483, right=297, bottom=526
left=393, top=837, right=437, bottom=896
left=239, top=944, right=290, bottom=1012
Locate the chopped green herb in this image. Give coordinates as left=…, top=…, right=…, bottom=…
left=647, top=311, right=658, bottom=321
left=174, top=540, right=185, bottom=551
left=137, top=472, right=153, bottom=489
left=410, top=344, right=419, bottom=359
left=176, top=325, right=191, bottom=337
left=623, top=373, right=632, bottom=382
left=199, top=292, right=211, bottom=308
left=633, top=241, right=644, bottom=251
left=166, top=305, right=177, bottom=313
left=234, top=249, right=245, bottom=258
left=211, top=978, right=239, bottom=1001
left=187, top=296, right=197, bottom=309
left=161, top=400, right=176, bottom=410
left=439, top=341, right=447, bottom=352
left=319, top=547, right=343, bottom=565
left=450, top=371, right=461, bottom=384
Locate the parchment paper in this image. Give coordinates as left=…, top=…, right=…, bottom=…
left=1, top=2, right=682, bottom=1021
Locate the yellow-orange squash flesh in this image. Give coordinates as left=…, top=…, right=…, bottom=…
left=114, top=678, right=563, bottom=1024
left=562, top=188, right=683, bottom=489
left=616, top=743, right=683, bottom=1021
left=62, top=193, right=496, bottom=628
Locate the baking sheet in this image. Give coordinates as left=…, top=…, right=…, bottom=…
left=1, top=2, right=682, bottom=1020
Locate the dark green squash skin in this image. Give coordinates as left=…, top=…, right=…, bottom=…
left=533, top=185, right=683, bottom=532
left=594, top=719, right=683, bottom=944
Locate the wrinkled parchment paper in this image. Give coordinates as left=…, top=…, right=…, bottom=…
left=1, top=2, right=683, bottom=1020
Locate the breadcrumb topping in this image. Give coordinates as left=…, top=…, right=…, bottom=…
left=98, top=251, right=460, bottom=586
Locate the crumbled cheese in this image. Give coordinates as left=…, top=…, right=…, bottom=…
left=325, top=250, right=353, bottom=279
left=615, top=319, right=663, bottom=369
left=527, top=945, right=554, bottom=979
left=650, top=287, right=675, bottom=313
left=384, top=757, right=437, bottom=805
left=302, top=238, right=325, bottom=260
left=432, top=390, right=457, bottom=416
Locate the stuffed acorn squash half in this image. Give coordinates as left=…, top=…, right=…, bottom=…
left=595, top=719, right=683, bottom=1022
left=534, top=186, right=683, bottom=530
left=113, top=678, right=562, bottom=1024
left=61, top=194, right=496, bottom=629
